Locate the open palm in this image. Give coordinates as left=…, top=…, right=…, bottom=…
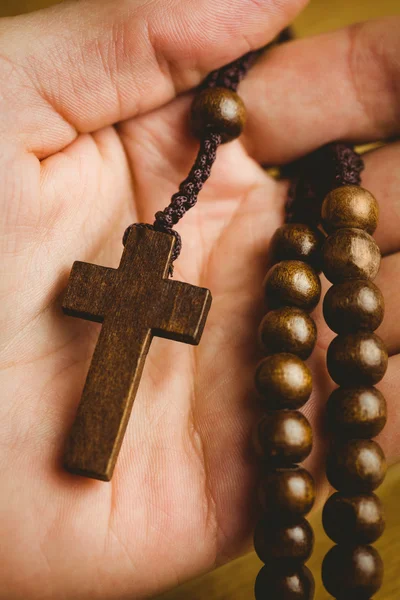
left=1, top=2, right=400, bottom=599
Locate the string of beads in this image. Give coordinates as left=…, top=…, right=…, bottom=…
left=252, top=210, right=323, bottom=598
left=320, top=184, right=387, bottom=598
left=251, top=144, right=387, bottom=599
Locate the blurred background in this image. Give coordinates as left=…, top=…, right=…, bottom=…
left=0, top=0, right=399, bottom=598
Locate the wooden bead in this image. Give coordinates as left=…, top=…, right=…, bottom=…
left=327, top=333, right=388, bottom=386
left=264, top=260, right=321, bottom=312
left=255, top=564, right=315, bottom=600
left=258, top=307, right=317, bottom=360
left=270, top=223, right=324, bottom=270
left=255, top=354, right=312, bottom=409
left=322, top=228, right=381, bottom=284
left=322, top=545, right=383, bottom=598
left=259, top=467, right=315, bottom=518
left=326, top=440, right=387, bottom=493
left=322, top=186, right=379, bottom=234
left=190, top=87, right=246, bottom=143
left=323, top=280, right=384, bottom=334
left=254, top=517, right=314, bottom=564
left=253, top=411, right=313, bottom=464
left=327, top=386, right=387, bottom=439
left=322, top=492, right=385, bottom=544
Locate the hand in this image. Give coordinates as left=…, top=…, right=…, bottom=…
left=0, top=1, right=398, bottom=598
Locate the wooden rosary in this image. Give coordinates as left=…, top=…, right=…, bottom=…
left=62, top=32, right=387, bottom=600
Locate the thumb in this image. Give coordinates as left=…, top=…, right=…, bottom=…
left=0, top=0, right=307, bottom=159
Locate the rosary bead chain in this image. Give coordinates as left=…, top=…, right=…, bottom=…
left=253, top=225, right=321, bottom=600
left=320, top=185, right=387, bottom=599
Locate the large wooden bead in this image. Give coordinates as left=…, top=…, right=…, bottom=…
left=322, top=545, right=383, bottom=598
left=190, top=87, right=246, bottom=143
left=258, top=307, right=317, bottom=360
left=254, top=517, right=314, bottom=564
left=322, top=186, right=379, bottom=234
left=327, top=333, right=388, bottom=386
left=253, top=411, right=313, bottom=464
left=255, top=564, right=315, bottom=600
left=264, top=260, right=321, bottom=312
left=323, top=280, right=384, bottom=334
left=326, top=440, right=387, bottom=493
left=255, top=354, right=312, bottom=409
left=259, top=467, right=315, bottom=518
left=327, top=386, right=387, bottom=439
left=322, top=492, right=385, bottom=545
left=270, top=223, right=324, bottom=270
left=322, top=228, right=381, bottom=284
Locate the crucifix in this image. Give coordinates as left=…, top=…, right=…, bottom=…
left=62, top=226, right=212, bottom=481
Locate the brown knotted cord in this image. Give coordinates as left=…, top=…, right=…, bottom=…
left=124, top=30, right=293, bottom=273
left=123, top=48, right=263, bottom=270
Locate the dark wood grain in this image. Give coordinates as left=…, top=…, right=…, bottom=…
left=62, top=227, right=212, bottom=481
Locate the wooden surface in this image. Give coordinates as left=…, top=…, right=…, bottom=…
left=63, top=227, right=211, bottom=481
left=0, top=0, right=399, bottom=598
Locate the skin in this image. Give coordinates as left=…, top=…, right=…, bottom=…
left=0, top=1, right=399, bottom=598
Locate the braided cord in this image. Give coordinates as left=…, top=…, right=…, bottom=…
left=283, top=143, right=365, bottom=226
left=123, top=47, right=264, bottom=272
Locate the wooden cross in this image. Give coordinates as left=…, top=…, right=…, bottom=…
left=62, top=226, right=212, bottom=481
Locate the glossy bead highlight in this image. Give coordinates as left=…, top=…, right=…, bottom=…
left=190, top=87, right=246, bottom=143
left=264, top=260, right=321, bottom=311
left=322, top=492, right=385, bottom=544
left=326, top=439, right=387, bottom=493
left=322, top=185, right=379, bottom=234
left=258, top=307, right=317, bottom=359
left=255, top=353, right=313, bottom=409
left=253, top=410, right=313, bottom=464
left=322, top=228, right=381, bottom=284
